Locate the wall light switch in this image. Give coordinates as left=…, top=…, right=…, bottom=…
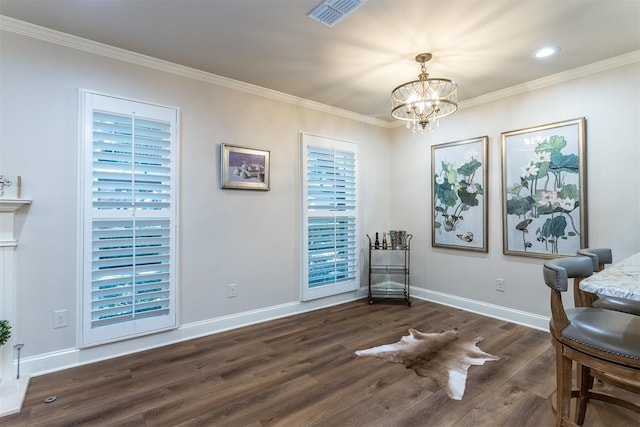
left=228, top=284, right=237, bottom=298
left=54, top=309, right=68, bottom=328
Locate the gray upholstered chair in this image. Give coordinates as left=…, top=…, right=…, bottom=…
left=577, top=248, right=640, bottom=315
left=544, top=256, right=640, bottom=426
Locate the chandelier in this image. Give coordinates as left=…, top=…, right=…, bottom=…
left=391, top=53, right=458, bottom=132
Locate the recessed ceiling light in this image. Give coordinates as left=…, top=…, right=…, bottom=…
left=534, top=45, right=561, bottom=58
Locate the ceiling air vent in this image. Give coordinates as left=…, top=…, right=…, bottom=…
left=307, top=0, right=368, bottom=27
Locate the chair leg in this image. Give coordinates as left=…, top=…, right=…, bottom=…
left=556, top=344, right=573, bottom=427
left=576, top=363, right=593, bottom=425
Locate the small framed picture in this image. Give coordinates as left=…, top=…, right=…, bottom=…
left=220, top=144, right=270, bottom=191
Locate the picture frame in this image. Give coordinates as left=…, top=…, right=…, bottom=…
left=220, top=144, right=270, bottom=191
left=501, top=117, right=587, bottom=258
left=0, top=175, right=21, bottom=199
left=431, top=136, right=488, bottom=252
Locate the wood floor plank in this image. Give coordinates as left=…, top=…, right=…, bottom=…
left=2, top=299, right=637, bottom=426
left=278, top=359, right=418, bottom=426
left=454, top=390, right=554, bottom=427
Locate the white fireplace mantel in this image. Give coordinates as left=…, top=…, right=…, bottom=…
left=0, top=199, right=32, bottom=212
left=0, top=198, right=31, bottom=416
left=0, top=198, right=31, bottom=246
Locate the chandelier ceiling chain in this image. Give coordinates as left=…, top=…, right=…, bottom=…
left=391, top=53, right=458, bottom=133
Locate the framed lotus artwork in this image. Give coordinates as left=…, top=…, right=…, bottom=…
left=431, top=136, right=488, bottom=252
left=501, top=117, right=587, bottom=258
left=220, top=144, right=270, bottom=191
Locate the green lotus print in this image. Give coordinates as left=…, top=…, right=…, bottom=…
left=434, top=148, right=484, bottom=237
left=505, top=135, right=580, bottom=253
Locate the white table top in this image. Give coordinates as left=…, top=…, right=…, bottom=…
left=580, top=252, right=640, bottom=301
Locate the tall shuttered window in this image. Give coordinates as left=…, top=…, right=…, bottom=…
left=301, top=133, right=358, bottom=301
left=80, top=91, right=178, bottom=347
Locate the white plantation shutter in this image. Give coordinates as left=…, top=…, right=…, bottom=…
left=80, top=91, right=178, bottom=347
left=90, top=219, right=171, bottom=327
left=301, top=133, right=358, bottom=301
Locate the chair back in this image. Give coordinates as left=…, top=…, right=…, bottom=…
left=577, top=248, right=612, bottom=271
left=543, top=256, right=593, bottom=291
left=574, top=249, right=610, bottom=306
left=544, top=257, right=593, bottom=336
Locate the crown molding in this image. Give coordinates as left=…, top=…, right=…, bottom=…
left=386, top=50, right=640, bottom=129
left=0, top=16, right=389, bottom=128
left=459, top=50, right=640, bottom=110
left=2, top=16, right=637, bottom=130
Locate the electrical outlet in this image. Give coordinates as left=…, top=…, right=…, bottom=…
left=496, top=278, right=506, bottom=292
left=228, top=284, right=237, bottom=298
left=54, top=309, right=68, bottom=328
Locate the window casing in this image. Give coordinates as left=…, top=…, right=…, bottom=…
left=301, top=133, right=358, bottom=301
left=80, top=91, right=178, bottom=347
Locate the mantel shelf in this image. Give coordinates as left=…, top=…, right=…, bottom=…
left=0, top=199, right=32, bottom=212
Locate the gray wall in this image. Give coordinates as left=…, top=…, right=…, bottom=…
left=391, top=61, right=640, bottom=319
left=0, top=29, right=391, bottom=369
left=1, top=23, right=639, bottom=376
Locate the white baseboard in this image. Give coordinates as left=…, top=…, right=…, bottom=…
left=18, top=291, right=368, bottom=380
left=411, top=287, right=550, bottom=332
left=14, top=286, right=547, bottom=386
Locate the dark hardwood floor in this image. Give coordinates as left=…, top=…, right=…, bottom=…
left=2, top=299, right=638, bottom=426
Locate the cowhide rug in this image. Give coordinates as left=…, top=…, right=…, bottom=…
left=355, top=328, right=499, bottom=400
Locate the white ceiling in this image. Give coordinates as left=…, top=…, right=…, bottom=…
left=1, top=0, right=639, bottom=123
